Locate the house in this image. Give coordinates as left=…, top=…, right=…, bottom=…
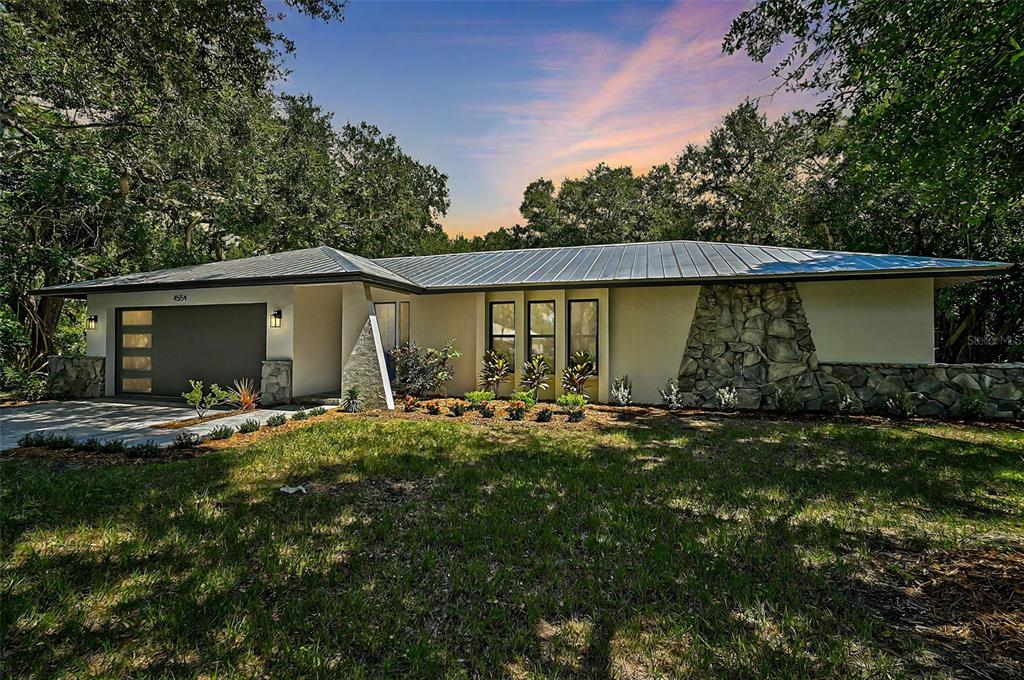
left=35, top=240, right=1022, bottom=417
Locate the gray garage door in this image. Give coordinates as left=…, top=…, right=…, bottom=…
left=116, top=304, right=267, bottom=398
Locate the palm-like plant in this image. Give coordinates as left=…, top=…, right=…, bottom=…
left=479, top=350, right=512, bottom=392
left=520, top=355, right=551, bottom=401
left=343, top=385, right=362, bottom=413
left=561, top=351, right=595, bottom=395
left=229, top=378, right=261, bottom=411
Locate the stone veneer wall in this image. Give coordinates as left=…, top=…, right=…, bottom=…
left=48, top=355, right=105, bottom=399
left=342, top=317, right=391, bottom=409
left=261, top=360, right=293, bottom=406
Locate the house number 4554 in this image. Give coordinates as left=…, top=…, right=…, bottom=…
left=173, top=294, right=187, bottom=302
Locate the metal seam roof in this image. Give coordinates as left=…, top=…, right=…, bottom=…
left=33, top=240, right=1013, bottom=297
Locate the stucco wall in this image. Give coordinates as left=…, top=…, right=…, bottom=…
left=410, top=292, right=481, bottom=396
left=798, top=278, right=935, bottom=363
left=609, top=285, right=700, bottom=403
left=292, top=284, right=342, bottom=396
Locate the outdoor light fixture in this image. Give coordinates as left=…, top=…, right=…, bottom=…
left=270, top=309, right=282, bottom=328
left=86, top=315, right=98, bottom=330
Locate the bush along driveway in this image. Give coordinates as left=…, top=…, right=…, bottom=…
left=2, top=409, right=1023, bottom=677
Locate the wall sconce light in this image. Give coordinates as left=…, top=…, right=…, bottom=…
left=87, top=315, right=98, bottom=330
left=270, top=309, right=282, bottom=328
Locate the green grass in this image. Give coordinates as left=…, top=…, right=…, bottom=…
left=2, top=412, right=1023, bottom=677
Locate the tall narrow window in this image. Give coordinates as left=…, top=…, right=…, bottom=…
left=375, top=302, right=397, bottom=353
left=489, top=301, right=515, bottom=360
left=527, top=300, right=555, bottom=368
left=568, top=299, right=598, bottom=367
left=398, top=301, right=410, bottom=346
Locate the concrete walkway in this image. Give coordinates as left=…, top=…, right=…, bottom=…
left=0, top=399, right=317, bottom=451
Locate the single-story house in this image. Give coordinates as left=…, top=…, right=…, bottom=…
left=35, top=240, right=1022, bottom=417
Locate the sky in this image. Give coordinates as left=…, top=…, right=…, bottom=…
left=276, top=0, right=814, bottom=237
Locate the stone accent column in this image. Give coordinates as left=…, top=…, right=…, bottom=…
left=341, top=284, right=395, bottom=410
left=47, top=356, right=105, bottom=399
left=679, top=283, right=821, bottom=409
left=261, top=360, right=293, bottom=406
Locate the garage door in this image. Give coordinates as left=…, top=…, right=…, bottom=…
left=116, top=304, right=267, bottom=398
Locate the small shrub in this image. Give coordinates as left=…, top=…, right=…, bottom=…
left=182, top=380, right=230, bottom=419
left=478, top=402, right=495, bottom=418
left=391, top=340, right=462, bottom=397
left=956, top=389, right=987, bottom=419
left=127, top=440, right=161, bottom=458
left=567, top=409, right=585, bottom=423
left=18, top=431, right=76, bottom=449
left=2, top=366, right=47, bottom=401
left=448, top=399, right=467, bottom=416
left=773, top=385, right=801, bottom=413
left=611, top=374, right=633, bottom=406
left=209, top=425, right=235, bottom=440
left=479, top=350, right=513, bottom=392
left=520, top=355, right=551, bottom=401
left=343, top=385, right=362, bottom=413
left=79, top=437, right=103, bottom=452
left=465, top=390, right=495, bottom=407
left=561, top=351, right=595, bottom=395
left=833, top=384, right=857, bottom=415
left=306, top=407, right=327, bottom=417
left=290, top=409, right=310, bottom=421
left=172, top=432, right=202, bottom=449
left=238, top=418, right=260, bottom=434
left=715, top=386, right=739, bottom=411
left=506, top=400, right=528, bottom=421
left=422, top=400, right=442, bottom=415
left=659, top=379, right=684, bottom=409
left=536, top=407, right=553, bottom=423
left=401, top=395, right=418, bottom=412
left=509, top=390, right=536, bottom=408
left=99, top=439, right=126, bottom=454
left=227, top=378, right=261, bottom=411
left=556, top=392, right=587, bottom=421
left=885, top=391, right=916, bottom=419
left=266, top=413, right=287, bottom=427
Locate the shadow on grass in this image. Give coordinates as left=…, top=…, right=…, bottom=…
left=2, top=415, right=1022, bottom=677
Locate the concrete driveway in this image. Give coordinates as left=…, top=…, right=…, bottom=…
left=0, top=399, right=307, bottom=451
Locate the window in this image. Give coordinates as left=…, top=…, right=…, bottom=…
left=121, top=377, right=152, bottom=393
left=122, top=333, right=152, bottom=349
left=121, top=310, right=152, bottom=325
left=122, top=356, right=152, bottom=371
left=527, top=300, right=555, bottom=368
left=568, top=299, right=598, bottom=367
left=489, top=301, right=515, bottom=360
left=399, top=301, right=410, bottom=346
left=375, top=301, right=411, bottom=353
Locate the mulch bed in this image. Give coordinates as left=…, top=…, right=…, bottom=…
left=151, top=409, right=250, bottom=429
left=852, top=545, right=1024, bottom=678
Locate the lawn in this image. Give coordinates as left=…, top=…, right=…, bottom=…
left=2, top=408, right=1023, bottom=678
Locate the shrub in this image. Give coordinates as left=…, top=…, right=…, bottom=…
left=306, top=407, right=327, bottom=417
left=422, top=400, right=442, bottom=415
left=266, top=413, right=287, bottom=427
left=17, top=431, right=75, bottom=449
left=343, top=385, right=362, bottom=413
left=885, top=391, right=916, bottom=419
left=556, top=392, right=587, bottom=421
left=209, top=425, right=235, bottom=440
left=833, top=384, right=857, bottom=415
left=182, top=380, right=231, bottom=419
left=506, top=400, right=528, bottom=421
left=536, top=407, right=553, bottom=422
left=479, top=350, right=513, bottom=393
left=659, top=379, right=684, bottom=409
left=99, top=439, right=126, bottom=454
left=227, top=378, right=261, bottom=411
left=79, top=437, right=103, bottom=452
left=126, top=440, right=161, bottom=458
left=173, top=432, right=202, bottom=448
left=561, top=351, right=595, bottom=394
left=238, top=418, right=260, bottom=434
left=773, top=385, right=801, bottom=413
left=290, top=409, right=310, bottom=421
left=956, top=389, right=988, bottom=419
left=391, top=340, right=462, bottom=397
left=611, top=374, right=633, bottom=406
left=715, top=386, right=739, bottom=411
left=465, top=390, right=495, bottom=407
left=509, top=390, right=536, bottom=408
left=448, top=399, right=467, bottom=416
left=2, top=366, right=47, bottom=401
left=520, top=355, right=550, bottom=401
left=401, top=395, right=418, bottom=412
left=478, top=402, right=495, bottom=418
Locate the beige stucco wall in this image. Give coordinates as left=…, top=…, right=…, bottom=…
left=609, top=285, right=700, bottom=404
left=409, top=292, right=482, bottom=396
left=798, top=278, right=935, bottom=363
left=292, top=284, right=342, bottom=396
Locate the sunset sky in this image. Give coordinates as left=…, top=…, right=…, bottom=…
left=277, top=0, right=814, bottom=236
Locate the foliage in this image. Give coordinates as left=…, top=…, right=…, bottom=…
left=478, top=350, right=513, bottom=393
left=126, top=440, right=161, bottom=458
left=266, top=413, right=287, bottom=428
left=1, top=365, right=47, bottom=401
left=885, top=392, right=917, bottom=419
left=955, top=390, right=988, bottom=420
left=536, top=407, right=554, bottom=423
left=464, top=390, right=495, bottom=407
left=421, top=400, right=442, bottom=416
left=715, top=387, right=739, bottom=411
left=447, top=400, right=467, bottom=417
left=306, top=407, right=327, bottom=417
left=659, top=379, right=684, bottom=410
left=17, top=431, right=75, bottom=449
left=478, top=402, right=495, bottom=418
left=227, top=379, right=261, bottom=411
left=391, top=341, right=462, bottom=397
left=560, top=351, right=595, bottom=395
left=181, top=381, right=231, bottom=419
left=343, top=385, right=362, bottom=413
left=556, top=393, right=587, bottom=422
left=238, top=419, right=261, bottom=434
left=833, top=385, right=858, bottom=415
left=773, top=385, right=802, bottom=414
left=611, top=374, right=633, bottom=406
left=509, top=390, right=536, bottom=409
left=520, top=355, right=550, bottom=400
left=290, top=410, right=310, bottom=421
left=172, top=432, right=202, bottom=449
left=506, top=401, right=528, bottom=421
left=208, top=425, right=235, bottom=440
left=401, top=395, right=417, bottom=412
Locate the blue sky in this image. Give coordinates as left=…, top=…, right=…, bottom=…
left=276, top=1, right=813, bottom=236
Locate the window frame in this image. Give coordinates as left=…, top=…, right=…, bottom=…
left=526, top=299, right=556, bottom=370
left=488, top=301, right=516, bottom=359
left=567, top=298, right=599, bottom=370
left=374, top=301, right=411, bottom=351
